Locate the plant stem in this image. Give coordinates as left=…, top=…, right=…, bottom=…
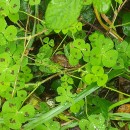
left=93, top=6, right=123, bottom=42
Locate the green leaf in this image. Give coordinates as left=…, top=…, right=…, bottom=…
left=70, top=48, right=82, bottom=59
left=56, top=86, right=75, bottom=104
left=101, top=38, right=114, bottom=52
left=3, top=113, right=22, bottom=129
left=116, top=40, right=128, bottom=53
left=102, top=50, right=118, bottom=67
left=90, top=47, right=101, bottom=65
left=126, top=44, right=130, bottom=58
left=0, top=87, right=13, bottom=100
left=0, top=2, right=9, bottom=16
left=113, top=58, right=124, bottom=69
left=45, top=0, right=83, bottom=30
left=9, top=0, right=20, bottom=13
left=4, top=25, right=17, bottom=41
left=89, top=31, right=101, bottom=42
left=73, top=39, right=86, bottom=49
left=0, top=81, right=10, bottom=93
left=93, top=0, right=111, bottom=13
left=88, top=114, right=106, bottom=130
left=34, top=124, right=48, bottom=130
left=44, top=120, right=60, bottom=130
left=0, top=17, right=7, bottom=32
left=39, top=44, right=52, bottom=58
left=17, top=90, right=27, bottom=101
left=8, top=13, right=19, bottom=23
left=0, top=53, right=11, bottom=68
left=19, top=104, right=35, bottom=122
left=2, top=98, right=21, bottom=113
left=81, top=5, right=95, bottom=23
left=83, top=0, right=93, bottom=5
left=115, top=0, right=122, bottom=4
left=6, top=65, right=19, bottom=82
left=70, top=100, right=84, bottom=113
left=75, top=22, right=82, bottom=31
left=0, top=33, right=7, bottom=46
left=82, top=49, right=90, bottom=62
left=84, top=74, right=98, bottom=85
left=91, top=66, right=104, bottom=76
left=69, top=55, right=79, bottom=66
left=29, top=0, right=41, bottom=5
left=92, top=96, right=111, bottom=118
left=79, top=119, right=89, bottom=130
left=97, top=74, right=108, bottom=86
left=122, top=13, right=130, bottom=36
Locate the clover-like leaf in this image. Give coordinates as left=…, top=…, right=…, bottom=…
left=70, top=48, right=82, bottom=59
left=0, top=33, right=7, bottom=46
left=113, top=58, right=124, bottom=69
left=6, top=65, right=19, bottom=82
left=0, top=2, right=9, bottom=16
left=4, top=25, right=17, bottom=41
left=56, top=86, right=75, bottom=104
left=82, top=49, right=90, bottom=62
left=90, top=47, right=101, bottom=65
left=0, top=17, right=7, bottom=32
left=70, top=100, right=84, bottom=113
left=88, top=114, right=106, bottom=129
left=0, top=53, right=11, bottom=68
left=9, top=0, right=20, bottom=13
left=91, top=66, right=104, bottom=76
left=73, top=39, right=86, bottom=49
left=2, top=98, right=21, bottom=113
left=45, top=0, right=82, bottom=30
left=84, top=74, right=98, bottom=85
left=116, top=41, right=128, bottom=53
left=39, top=44, right=52, bottom=58
left=76, top=22, right=82, bottom=31
left=48, top=39, right=54, bottom=47
left=19, top=104, right=35, bottom=122
left=3, top=113, right=22, bottom=129
left=101, top=38, right=114, bottom=52
left=8, top=13, right=19, bottom=23
left=97, top=74, right=108, bottom=86
left=44, top=120, right=61, bottom=130
left=0, top=87, right=13, bottom=100
left=17, top=90, right=27, bottom=101
left=102, top=50, right=118, bottom=67
left=79, top=119, right=89, bottom=130
left=69, top=55, right=79, bottom=66
left=21, top=66, right=31, bottom=73
left=0, top=81, right=10, bottom=93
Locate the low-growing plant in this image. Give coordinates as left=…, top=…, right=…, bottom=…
left=0, top=0, right=130, bottom=130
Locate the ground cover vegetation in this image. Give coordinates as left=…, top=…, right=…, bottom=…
left=0, top=0, right=130, bottom=129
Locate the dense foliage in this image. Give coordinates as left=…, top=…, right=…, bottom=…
left=0, top=0, right=130, bottom=129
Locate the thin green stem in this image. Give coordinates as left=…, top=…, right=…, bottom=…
left=21, top=73, right=60, bottom=106
left=52, top=34, right=67, bottom=55
left=27, top=5, right=38, bottom=49
left=19, top=10, right=43, bottom=22
left=103, top=86, right=130, bottom=97
left=115, top=22, right=130, bottom=27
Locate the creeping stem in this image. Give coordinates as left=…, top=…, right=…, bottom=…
left=93, top=6, right=123, bottom=42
